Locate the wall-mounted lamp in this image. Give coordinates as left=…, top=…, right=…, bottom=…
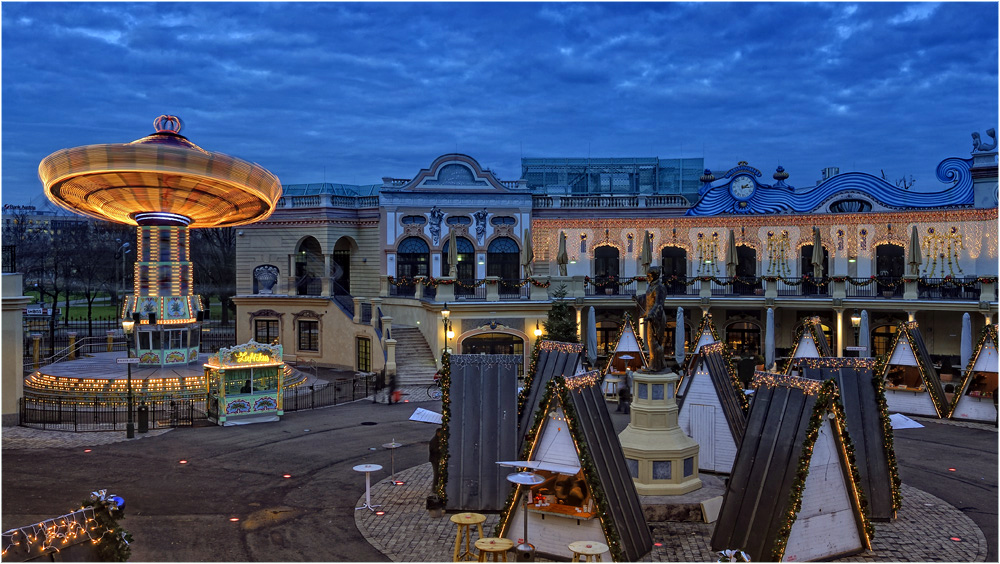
left=848, top=256, right=857, bottom=263
left=534, top=321, right=542, bottom=337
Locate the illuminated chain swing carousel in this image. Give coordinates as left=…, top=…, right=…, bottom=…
left=34, top=116, right=286, bottom=425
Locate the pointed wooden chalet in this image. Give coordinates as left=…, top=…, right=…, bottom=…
left=498, top=371, right=653, bottom=562
left=676, top=342, right=748, bottom=473
left=692, top=312, right=722, bottom=354
left=949, top=325, right=998, bottom=422
left=712, top=376, right=873, bottom=562
left=782, top=316, right=833, bottom=373
left=517, top=340, right=585, bottom=456
left=602, top=312, right=648, bottom=375
left=879, top=321, right=949, bottom=418
left=795, top=358, right=902, bottom=521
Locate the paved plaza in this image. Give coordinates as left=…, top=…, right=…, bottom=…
left=2, top=392, right=996, bottom=562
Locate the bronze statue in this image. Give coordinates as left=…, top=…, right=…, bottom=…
left=634, top=266, right=667, bottom=371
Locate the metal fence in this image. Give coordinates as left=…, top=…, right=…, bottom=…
left=19, top=373, right=376, bottom=432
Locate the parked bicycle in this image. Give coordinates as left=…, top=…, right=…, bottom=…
left=427, top=371, right=443, bottom=400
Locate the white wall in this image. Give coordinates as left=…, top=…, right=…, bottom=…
left=677, top=368, right=738, bottom=473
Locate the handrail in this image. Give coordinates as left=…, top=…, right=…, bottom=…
left=31, top=336, right=125, bottom=370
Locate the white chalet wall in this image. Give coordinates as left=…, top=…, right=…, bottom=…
left=678, top=368, right=738, bottom=473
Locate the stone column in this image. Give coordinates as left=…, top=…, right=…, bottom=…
left=699, top=278, right=712, bottom=298
left=903, top=275, right=918, bottom=300
left=381, top=316, right=393, bottom=340
left=764, top=277, right=777, bottom=299
left=574, top=298, right=584, bottom=342
left=379, top=276, right=390, bottom=298
left=68, top=332, right=77, bottom=360
left=485, top=277, right=501, bottom=302
left=287, top=254, right=298, bottom=296
left=635, top=277, right=648, bottom=295
left=980, top=280, right=996, bottom=303
left=322, top=254, right=332, bottom=296
left=834, top=309, right=844, bottom=357
left=549, top=276, right=572, bottom=298
left=414, top=278, right=425, bottom=300
left=831, top=279, right=846, bottom=300
left=437, top=278, right=456, bottom=303
left=385, top=339, right=397, bottom=376
left=570, top=275, right=586, bottom=298
left=370, top=298, right=383, bottom=326
left=528, top=277, right=549, bottom=301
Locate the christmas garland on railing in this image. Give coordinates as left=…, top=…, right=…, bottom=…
left=917, top=275, right=995, bottom=289
left=769, top=380, right=874, bottom=561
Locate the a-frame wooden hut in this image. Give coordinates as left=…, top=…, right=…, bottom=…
left=712, top=376, right=873, bottom=562
left=517, top=340, right=585, bottom=456
left=692, top=312, right=722, bottom=354
left=782, top=316, right=833, bottom=374
left=949, top=325, right=998, bottom=422
left=602, top=312, right=647, bottom=375
left=879, top=321, right=949, bottom=418
left=677, top=342, right=748, bottom=474
left=795, top=358, right=902, bottom=521
left=497, top=371, right=653, bottom=562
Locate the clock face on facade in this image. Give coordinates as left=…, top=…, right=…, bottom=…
left=730, top=175, right=756, bottom=200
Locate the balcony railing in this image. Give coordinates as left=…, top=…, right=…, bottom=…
left=775, top=278, right=829, bottom=297
left=918, top=278, right=981, bottom=300
left=711, top=277, right=762, bottom=296
left=585, top=277, right=636, bottom=297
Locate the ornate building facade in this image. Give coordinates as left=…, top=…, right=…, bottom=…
left=234, top=131, right=998, bottom=386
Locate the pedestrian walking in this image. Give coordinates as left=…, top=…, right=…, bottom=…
left=373, top=370, right=385, bottom=404
left=387, top=372, right=398, bottom=404
left=618, top=384, right=631, bottom=415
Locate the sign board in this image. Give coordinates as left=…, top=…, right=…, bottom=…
left=24, top=307, right=61, bottom=316
left=845, top=346, right=867, bottom=351
left=116, top=357, right=140, bottom=364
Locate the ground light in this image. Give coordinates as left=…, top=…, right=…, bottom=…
left=950, top=537, right=962, bottom=542
left=83, top=449, right=91, bottom=453
left=374, top=511, right=386, bottom=516
left=283, top=474, right=292, bottom=479
left=179, top=460, right=188, bottom=464
left=229, top=517, right=240, bottom=522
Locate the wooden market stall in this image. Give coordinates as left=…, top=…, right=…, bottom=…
left=713, top=375, right=872, bottom=562
left=205, top=341, right=284, bottom=426
left=676, top=342, right=748, bottom=474
left=949, top=325, right=998, bottom=422
left=796, top=357, right=902, bottom=521
left=600, top=314, right=647, bottom=401
left=691, top=312, right=722, bottom=354
left=499, top=371, right=652, bottom=562
left=518, top=340, right=585, bottom=455
left=782, top=316, right=833, bottom=374
left=879, top=321, right=949, bottom=418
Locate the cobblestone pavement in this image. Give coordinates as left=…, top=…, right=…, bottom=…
left=357, top=464, right=988, bottom=563
left=910, top=415, right=997, bottom=432
left=1, top=425, right=172, bottom=449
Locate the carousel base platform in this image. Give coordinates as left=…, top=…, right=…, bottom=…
left=639, top=473, right=726, bottom=523
left=222, top=413, right=280, bottom=426
left=25, top=351, right=306, bottom=397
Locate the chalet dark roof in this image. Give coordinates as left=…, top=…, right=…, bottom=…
left=503, top=372, right=652, bottom=562
left=711, top=372, right=869, bottom=562
left=883, top=321, right=950, bottom=416
left=564, top=376, right=653, bottom=562
left=678, top=342, right=748, bottom=442
left=445, top=354, right=521, bottom=511
left=712, top=382, right=819, bottom=561
left=517, top=340, right=583, bottom=455
left=801, top=362, right=899, bottom=521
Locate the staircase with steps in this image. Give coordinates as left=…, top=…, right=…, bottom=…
left=391, top=326, right=439, bottom=386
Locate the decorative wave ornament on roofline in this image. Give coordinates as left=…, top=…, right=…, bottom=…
left=686, top=157, right=974, bottom=216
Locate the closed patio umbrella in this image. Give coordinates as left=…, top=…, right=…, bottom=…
left=587, top=307, right=597, bottom=366
left=726, top=229, right=739, bottom=278
left=961, top=312, right=972, bottom=372
left=521, top=228, right=534, bottom=278
left=556, top=231, right=569, bottom=276
left=675, top=307, right=686, bottom=366
left=765, top=307, right=775, bottom=370
left=811, top=227, right=824, bottom=279
left=448, top=227, right=458, bottom=278
left=908, top=225, right=922, bottom=276
left=640, top=230, right=653, bottom=276
left=859, top=310, right=870, bottom=358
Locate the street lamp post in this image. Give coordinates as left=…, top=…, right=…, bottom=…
left=115, top=241, right=130, bottom=309
left=850, top=310, right=862, bottom=358
left=441, top=303, right=452, bottom=357
left=122, top=314, right=137, bottom=438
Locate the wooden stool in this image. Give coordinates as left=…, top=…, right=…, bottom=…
left=475, top=537, right=513, bottom=562
left=451, top=512, right=486, bottom=562
left=568, top=541, right=609, bottom=562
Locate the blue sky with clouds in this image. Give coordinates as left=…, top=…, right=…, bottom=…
left=2, top=2, right=997, bottom=205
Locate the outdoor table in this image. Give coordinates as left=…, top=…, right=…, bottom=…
left=353, top=463, right=382, bottom=511
left=451, top=512, right=487, bottom=561
left=476, top=537, right=513, bottom=562
left=602, top=376, right=622, bottom=403
left=382, top=440, right=403, bottom=483
left=568, top=540, right=609, bottom=562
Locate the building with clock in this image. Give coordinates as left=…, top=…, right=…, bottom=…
left=234, top=130, right=998, bottom=394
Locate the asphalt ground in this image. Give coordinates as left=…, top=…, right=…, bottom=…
left=2, top=397, right=996, bottom=562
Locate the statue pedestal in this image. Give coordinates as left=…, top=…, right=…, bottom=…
left=618, top=370, right=702, bottom=495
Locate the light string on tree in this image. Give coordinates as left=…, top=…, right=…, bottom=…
left=434, top=351, right=452, bottom=502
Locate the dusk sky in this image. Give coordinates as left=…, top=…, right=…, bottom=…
left=2, top=2, right=997, bottom=206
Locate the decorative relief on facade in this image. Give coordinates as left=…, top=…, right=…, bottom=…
left=248, top=309, right=284, bottom=322
left=292, top=310, right=322, bottom=323
left=253, top=264, right=280, bottom=294
left=429, top=206, right=444, bottom=245
left=473, top=208, right=488, bottom=244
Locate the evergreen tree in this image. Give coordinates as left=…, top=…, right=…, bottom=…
left=543, top=285, right=579, bottom=343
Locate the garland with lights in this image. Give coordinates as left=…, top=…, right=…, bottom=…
left=496, top=374, right=626, bottom=561
left=701, top=342, right=750, bottom=413
left=769, top=379, right=874, bottom=561
left=601, top=312, right=648, bottom=376
left=2, top=490, right=131, bottom=562
left=434, top=351, right=452, bottom=502
left=881, top=321, right=948, bottom=417
left=871, top=370, right=904, bottom=512
left=780, top=317, right=832, bottom=375
left=917, top=275, right=995, bottom=288
left=947, top=324, right=999, bottom=417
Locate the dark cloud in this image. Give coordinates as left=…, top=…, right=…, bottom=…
left=2, top=2, right=997, bottom=203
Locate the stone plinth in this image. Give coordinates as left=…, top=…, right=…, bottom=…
left=618, top=370, right=702, bottom=495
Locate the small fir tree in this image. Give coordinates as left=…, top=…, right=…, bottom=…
left=543, top=285, right=579, bottom=343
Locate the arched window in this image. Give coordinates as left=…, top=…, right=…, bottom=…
left=726, top=321, right=761, bottom=357
left=660, top=247, right=688, bottom=294
left=443, top=236, right=476, bottom=295
left=800, top=245, right=830, bottom=295
left=875, top=244, right=905, bottom=297
left=295, top=237, right=323, bottom=295
left=487, top=237, right=520, bottom=281
left=397, top=237, right=430, bottom=279
left=871, top=324, right=898, bottom=357
left=734, top=245, right=760, bottom=295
